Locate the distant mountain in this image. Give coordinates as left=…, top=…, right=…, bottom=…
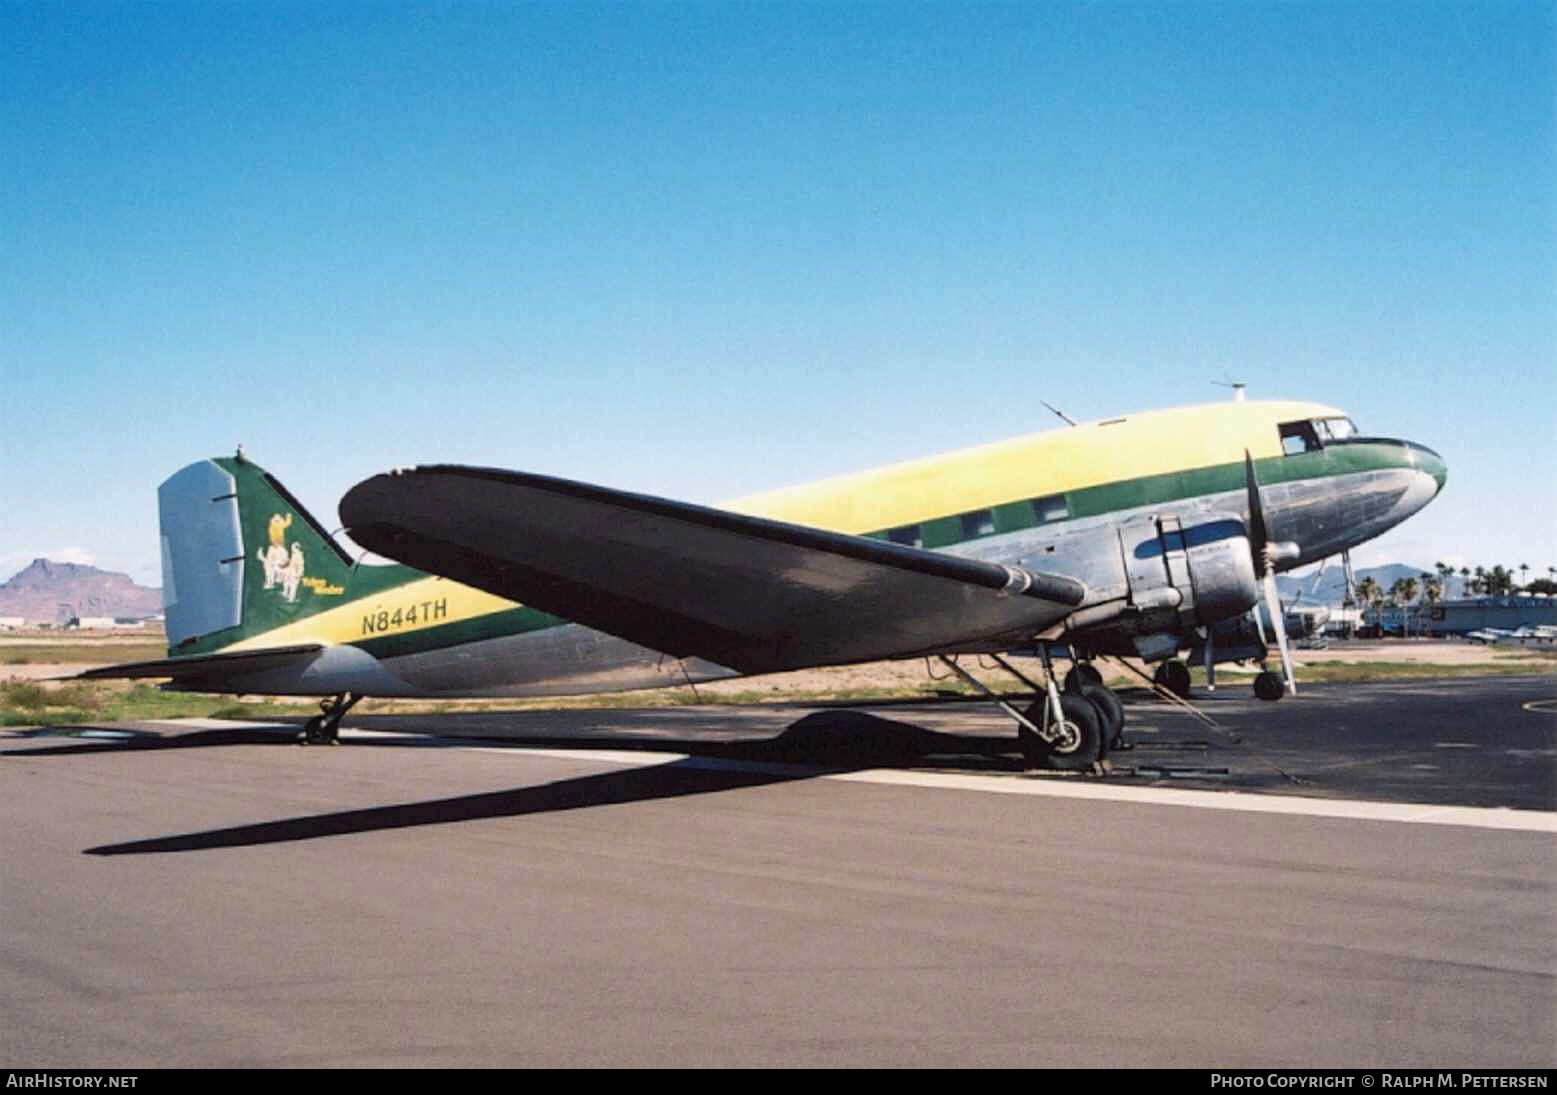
left=0, top=559, right=162, bottom=624
left=1275, top=563, right=1465, bottom=605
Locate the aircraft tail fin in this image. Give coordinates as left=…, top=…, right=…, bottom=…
left=159, top=455, right=356, bottom=655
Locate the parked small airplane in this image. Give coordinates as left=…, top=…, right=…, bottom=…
left=81, top=399, right=1445, bottom=770
left=1467, top=625, right=1557, bottom=646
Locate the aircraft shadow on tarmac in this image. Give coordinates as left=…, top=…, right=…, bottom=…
left=2, top=711, right=1022, bottom=856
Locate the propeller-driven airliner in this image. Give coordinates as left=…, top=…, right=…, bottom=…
left=82, top=399, right=1445, bottom=770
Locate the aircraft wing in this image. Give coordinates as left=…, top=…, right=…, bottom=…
left=73, top=644, right=325, bottom=687
left=341, top=466, right=1087, bottom=675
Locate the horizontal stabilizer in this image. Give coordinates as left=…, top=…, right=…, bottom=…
left=72, top=644, right=324, bottom=685
left=341, top=465, right=1086, bottom=675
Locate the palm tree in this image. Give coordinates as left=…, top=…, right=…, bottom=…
left=1422, top=575, right=1444, bottom=635
left=1357, top=576, right=1381, bottom=632
left=1399, top=577, right=1419, bottom=636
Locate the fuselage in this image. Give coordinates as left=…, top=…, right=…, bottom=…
left=185, top=400, right=1446, bottom=698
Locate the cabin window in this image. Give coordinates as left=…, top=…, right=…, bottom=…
left=885, top=524, right=923, bottom=548
left=959, top=510, right=996, bottom=539
left=1279, top=420, right=1322, bottom=455
left=1031, top=493, right=1069, bottom=523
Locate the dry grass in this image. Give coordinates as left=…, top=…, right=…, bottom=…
left=3, top=633, right=1549, bottom=727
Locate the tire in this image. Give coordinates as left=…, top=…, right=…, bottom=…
left=1019, top=693, right=1103, bottom=771
left=302, top=715, right=339, bottom=745
left=1064, top=664, right=1103, bottom=692
left=1076, top=683, right=1125, bottom=753
left=1153, top=659, right=1192, bottom=698
left=1253, top=670, right=1286, bottom=702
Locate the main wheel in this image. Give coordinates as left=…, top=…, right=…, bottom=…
left=1064, top=663, right=1103, bottom=692
left=1253, top=670, right=1286, bottom=702
left=1075, top=682, right=1125, bottom=753
left=1153, top=659, right=1191, bottom=698
left=1019, top=693, right=1103, bottom=771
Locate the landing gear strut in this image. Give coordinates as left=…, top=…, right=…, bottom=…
left=1020, top=690, right=1104, bottom=771
left=937, top=647, right=1123, bottom=773
left=299, top=692, right=363, bottom=746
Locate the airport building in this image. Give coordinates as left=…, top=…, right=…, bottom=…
left=1368, top=595, right=1557, bottom=637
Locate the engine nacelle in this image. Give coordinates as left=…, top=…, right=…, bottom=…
left=1055, top=514, right=1260, bottom=648
left=1125, top=515, right=1261, bottom=633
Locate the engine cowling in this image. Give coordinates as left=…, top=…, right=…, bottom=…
left=1055, top=514, right=1260, bottom=650
left=1126, top=515, right=1261, bottom=632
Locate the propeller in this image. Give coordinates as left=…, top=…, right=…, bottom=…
left=1244, top=450, right=1299, bottom=695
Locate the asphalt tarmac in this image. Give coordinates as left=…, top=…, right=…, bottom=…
left=3, top=674, right=1553, bottom=1067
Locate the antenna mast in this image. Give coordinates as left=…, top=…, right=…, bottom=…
left=1041, top=401, right=1077, bottom=426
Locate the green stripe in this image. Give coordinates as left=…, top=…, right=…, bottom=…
left=350, top=604, right=568, bottom=660
left=869, top=444, right=1409, bottom=550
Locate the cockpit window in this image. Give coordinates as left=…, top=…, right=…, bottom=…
left=1279, top=420, right=1322, bottom=455
left=1282, top=416, right=1360, bottom=453
left=1315, top=416, right=1358, bottom=441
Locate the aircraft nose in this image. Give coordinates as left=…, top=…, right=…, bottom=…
left=1410, top=442, right=1447, bottom=495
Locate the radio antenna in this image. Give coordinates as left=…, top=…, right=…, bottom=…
left=1041, top=401, right=1078, bottom=426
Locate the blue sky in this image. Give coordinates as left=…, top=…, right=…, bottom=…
left=3, top=1, right=1553, bottom=588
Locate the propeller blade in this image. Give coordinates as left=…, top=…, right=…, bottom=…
left=1244, top=449, right=1269, bottom=577
left=1263, top=569, right=1298, bottom=695
left=1246, top=447, right=1297, bottom=691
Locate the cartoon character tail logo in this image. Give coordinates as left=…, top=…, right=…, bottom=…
left=257, top=514, right=306, bottom=603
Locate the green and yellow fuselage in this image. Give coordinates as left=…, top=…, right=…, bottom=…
left=164, top=400, right=1445, bottom=696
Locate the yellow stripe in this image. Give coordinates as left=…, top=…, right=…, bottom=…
left=224, top=576, right=519, bottom=652
left=725, top=400, right=1342, bottom=532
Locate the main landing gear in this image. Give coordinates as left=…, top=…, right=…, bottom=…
left=937, top=647, right=1126, bottom=773
left=299, top=692, right=363, bottom=746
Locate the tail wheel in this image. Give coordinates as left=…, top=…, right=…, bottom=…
left=299, top=716, right=329, bottom=745
left=1019, top=693, right=1103, bottom=771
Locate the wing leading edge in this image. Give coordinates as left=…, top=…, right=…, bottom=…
left=341, top=466, right=1085, bottom=675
